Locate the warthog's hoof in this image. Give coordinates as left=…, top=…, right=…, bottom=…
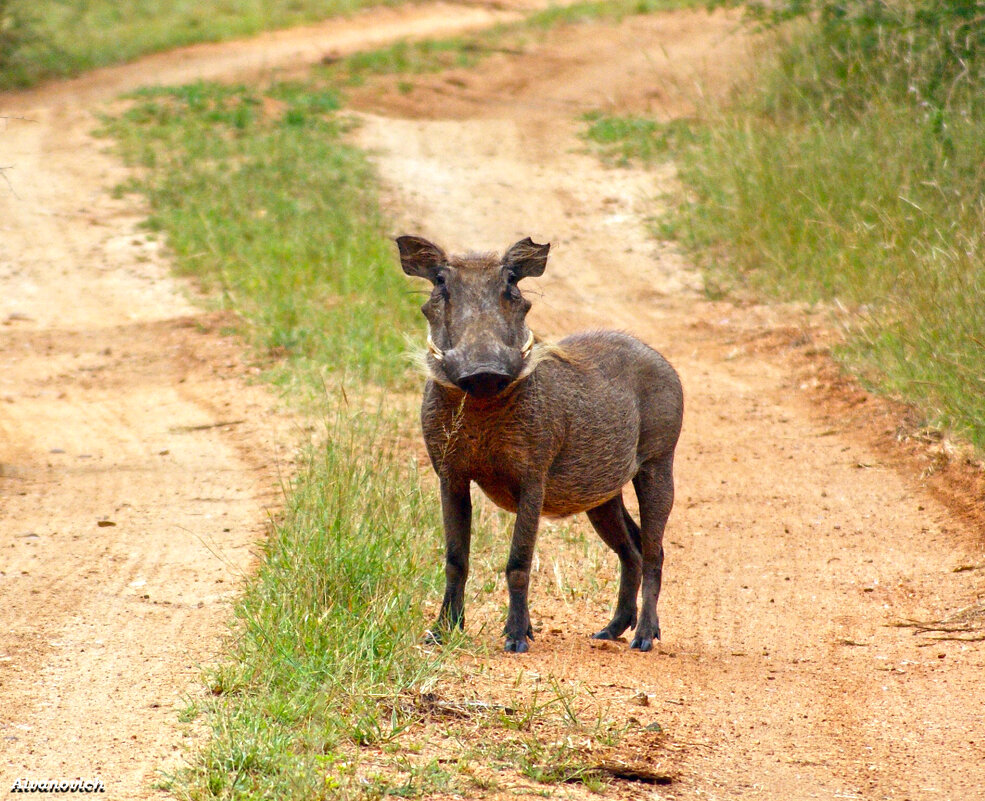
left=504, top=637, right=530, bottom=653
left=591, top=629, right=618, bottom=641
left=630, top=623, right=660, bottom=652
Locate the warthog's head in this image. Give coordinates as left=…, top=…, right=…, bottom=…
left=397, top=235, right=550, bottom=399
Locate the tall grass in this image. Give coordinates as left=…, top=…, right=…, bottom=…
left=0, top=0, right=402, bottom=89
left=681, top=101, right=985, bottom=449
left=103, top=81, right=419, bottom=390
left=186, top=411, right=451, bottom=799
left=586, top=1, right=985, bottom=452
left=104, top=79, right=457, bottom=799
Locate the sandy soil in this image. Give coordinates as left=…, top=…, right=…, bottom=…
left=1, top=3, right=982, bottom=800
left=346, top=10, right=985, bottom=800
left=0, top=4, right=538, bottom=798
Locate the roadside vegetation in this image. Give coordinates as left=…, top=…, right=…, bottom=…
left=90, top=2, right=714, bottom=797
left=101, top=13, right=670, bottom=790
left=104, top=81, right=417, bottom=390
left=584, top=0, right=985, bottom=453
left=102, top=78, right=459, bottom=798
left=0, top=0, right=402, bottom=89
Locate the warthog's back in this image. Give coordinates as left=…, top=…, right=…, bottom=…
left=534, top=330, right=682, bottom=517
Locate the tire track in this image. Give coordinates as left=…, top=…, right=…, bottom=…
left=1, top=4, right=536, bottom=797
left=346, top=12, right=985, bottom=797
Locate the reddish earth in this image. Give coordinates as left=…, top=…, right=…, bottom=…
left=1, top=3, right=982, bottom=799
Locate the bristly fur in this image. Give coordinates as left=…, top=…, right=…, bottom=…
left=404, top=335, right=457, bottom=389
left=452, top=251, right=497, bottom=270
left=513, top=340, right=573, bottom=382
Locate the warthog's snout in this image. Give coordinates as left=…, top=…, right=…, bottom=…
left=443, top=345, right=524, bottom=398
left=456, top=368, right=513, bottom=399
left=434, top=332, right=536, bottom=398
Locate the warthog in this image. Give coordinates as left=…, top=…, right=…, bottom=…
left=397, top=235, right=683, bottom=652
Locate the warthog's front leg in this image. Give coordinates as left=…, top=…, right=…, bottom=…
left=427, top=478, right=472, bottom=643
left=503, top=483, right=545, bottom=653
left=631, top=454, right=675, bottom=652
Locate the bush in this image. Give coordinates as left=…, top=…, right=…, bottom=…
left=0, top=0, right=35, bottom=88
left=727, top=0, right=985, bottom=116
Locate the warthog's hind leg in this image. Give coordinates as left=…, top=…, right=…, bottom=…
left=630, top=454, right=675, bottom=652
left=586, top=494, right=641, bottom=640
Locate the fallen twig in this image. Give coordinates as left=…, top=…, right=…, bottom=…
left=892, top=599, right=985, bottom=638
left=592, top=760, right=674, bottom=785
left=169, top=419, right=246, bottom=433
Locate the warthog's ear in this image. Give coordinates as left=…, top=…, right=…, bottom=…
left=503, top=237, right=550, bottom=280
left=396, top=235, right=446, bottom=282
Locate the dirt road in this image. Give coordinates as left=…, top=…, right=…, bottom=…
left=1, top=3, right=982, bottom=800
left=346, top=12, right=985, bottom=800
left=0, top=4, right=530, bottom=797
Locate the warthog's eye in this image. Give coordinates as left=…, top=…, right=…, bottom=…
left=504, top=272, right=522, bottom=300
left=433, top=272, right=449, bottom=299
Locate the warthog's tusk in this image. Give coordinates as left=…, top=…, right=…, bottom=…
left=521, top=330, right=535, bottom=358
left=427, top=333, right=444, bottom=361
left=428, top=331, right=532, bottom=362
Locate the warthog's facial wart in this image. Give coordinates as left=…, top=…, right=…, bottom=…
left=426, top=329, right=534, bottom=363
left=397, top=235, right=549, bottom=399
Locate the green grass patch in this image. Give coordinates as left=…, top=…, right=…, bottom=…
left=100, top=80, right=419, bottom=390
left=102, top=77, right=461, bottom=798
left=0, top=0, right=407, bottom=90
left=181, top=411, right=456, bottom=799
left=582, top=4, right=985, bottom=453
left=583, top=112, right=703, bottom=166
left=331, top=38, right=488, bottom=86
left=525, top=0, right=702, bottom=29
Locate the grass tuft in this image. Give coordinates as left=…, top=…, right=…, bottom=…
left=581, top=4, right=985, bottom=453
left=330, top=38, right=488, bottom=86
left=177, top=411, right=453, bottom=799
left=0, top=0, right=402, bottom=90
left=100, top=80, right=419, bottom=391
